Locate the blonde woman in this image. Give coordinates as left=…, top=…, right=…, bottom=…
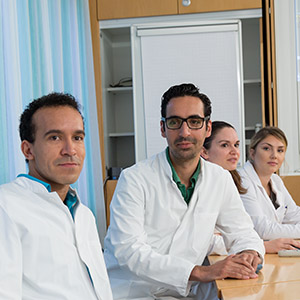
left=239, top=126, right=300, bottom=253
left=202, top=122, right=300, bottom=253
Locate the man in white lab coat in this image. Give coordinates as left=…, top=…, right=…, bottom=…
left=0, top=93, right=113, bottom=300
left=104, top=83, right=265, bottom=300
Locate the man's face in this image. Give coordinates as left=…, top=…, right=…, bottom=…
left=160, top=96, right=211, bottom=163
left=21, top=106, right=86, bottom=191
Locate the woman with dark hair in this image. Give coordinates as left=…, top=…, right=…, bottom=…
left=202, top=122, right=300, bottom=253
left=202, top=121, right=246, bottom=194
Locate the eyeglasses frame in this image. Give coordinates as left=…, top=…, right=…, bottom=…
left=161, top=115, right=210, bottom=130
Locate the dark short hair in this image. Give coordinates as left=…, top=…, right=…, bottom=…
left=161, top=83, right=212, bottom=120
left=203, top=121, right=234, bottom=150
left=19, top=92, right=83, bottom=143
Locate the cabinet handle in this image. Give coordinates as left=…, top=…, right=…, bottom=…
left=182, top=0, right=191, bottom=6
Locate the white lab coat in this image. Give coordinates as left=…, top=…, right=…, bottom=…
left=239, top=161, right=300, bottom=240
left=104, top=151, right=264, bottom=300
left=0, top=177, right=113, bottom=300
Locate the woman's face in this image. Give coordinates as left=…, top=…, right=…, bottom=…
left=250, top=135, right=286, bottom=177
left=203, top=127, right=240, bottom=171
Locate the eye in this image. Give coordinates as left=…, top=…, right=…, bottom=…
left=262, top=146, right=270, bottom=151
left=167, top=118, right=180, bottom=126
left=220, top=143, right=228, bottom=148
left=74, top=135, right=84, bottom=141
left=278, top=148, right=285, bottom=153
left=235, top=142, right=240, bottom=148
left=189, top=118, right=201, bottom=125
left=49, top=135, right=60, bottom=141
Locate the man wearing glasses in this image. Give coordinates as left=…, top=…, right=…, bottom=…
left=104, top=83, right=264, bottom=300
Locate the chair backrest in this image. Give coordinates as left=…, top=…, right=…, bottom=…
left=104, top=180, right=118, bottom=228
left=281, top=175, right=300, bottom=206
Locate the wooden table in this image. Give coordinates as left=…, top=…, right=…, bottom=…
left=208, top=254, right=300, bottom=298
left=221, top=281, right=300, bottom=300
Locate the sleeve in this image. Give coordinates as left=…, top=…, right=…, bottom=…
left=215, top=174, right=265, bottom=258
left=105, top=171, right=195, bottom=297
left=207, top=231, right=227, bottom=256
left=0, top=203, right=22, bottom=299
left=240, top=176, right=300, bottom=240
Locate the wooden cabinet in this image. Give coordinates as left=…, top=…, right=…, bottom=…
left=97, top=0, right=262, bottom=20
left=97, top=0, right=178, bottom=20
left=178, top=0, right=261, bottom=14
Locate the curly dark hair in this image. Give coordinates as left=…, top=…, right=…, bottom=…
left=161, top=83, right=212, bottom=121
left=19, top=92, right=83, bottom=143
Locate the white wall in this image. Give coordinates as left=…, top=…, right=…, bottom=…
left=274, top=0, right=300, bottom=174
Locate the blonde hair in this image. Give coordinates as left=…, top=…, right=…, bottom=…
left=249, top=127, right=288, bottom=158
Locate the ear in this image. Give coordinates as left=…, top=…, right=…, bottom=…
left=249, top=148, right=255, bottom=161
left=21, top=140, right=35, bottom=161
left=160, top=120, right=166, bottom=138
left=205, top=120, right=212, bottom=138
left=200, top=147, right=209, bottom=160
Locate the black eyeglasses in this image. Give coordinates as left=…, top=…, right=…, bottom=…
left=161, top=116, right=209, bottom=130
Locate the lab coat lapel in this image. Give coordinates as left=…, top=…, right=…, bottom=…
left=270, top=177, right=286, bottom=222
left=246, top=162, right=282, bottom=222
left=167, top=161, right=216, bottom=265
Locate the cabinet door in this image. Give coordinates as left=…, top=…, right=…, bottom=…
left=132, top=21, right=246, bottom=162
left=97, top=0, right=178, bottom=20
left=178, top=0, right=261, bottom=14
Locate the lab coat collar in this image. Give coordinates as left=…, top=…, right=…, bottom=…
left=243, top=161, right=264, bottom=188
left=243, top=161, right=284, bottom=210
left=14, top=176, right=79, bottom=202
left=18, top=173, right=51, bottom=192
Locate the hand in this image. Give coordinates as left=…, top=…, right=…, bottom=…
left=264, top=238, right=300, bottom=254
left=234, top=250, right=262, bottom=275
left=189, top=253, right=259, bottom=283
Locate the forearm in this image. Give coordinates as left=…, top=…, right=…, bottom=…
left=254, top=217, right=300, bottom=240
left=189, top=253, right=260, bottom=283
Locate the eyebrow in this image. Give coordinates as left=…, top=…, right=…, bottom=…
left=261, top=142, right=284, bottom=148
left=217, top=139, right=240, bottom=144
left=167, top=114, right=203, bottom=118
left=44, top=129, right=85, bottom=137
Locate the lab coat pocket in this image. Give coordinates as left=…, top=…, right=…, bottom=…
left=276, top=204, right=287, bottom=223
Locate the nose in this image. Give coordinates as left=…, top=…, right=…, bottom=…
left=270, top=149, right=277, bottom=159
left=230, top=146, right=238, bottom=155
left=179, top=121, right=191, bottom=137
left=61, top=138, right=76, bottom=156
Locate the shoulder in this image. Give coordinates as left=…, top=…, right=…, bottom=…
left=0, top=178, right=33, bottom=218
left=121, top=151, right=169, bottom=180
left=239, top=161, right=253, bottom=177
left=0, top=178, right=24, bottom=201
left=76, top=202, right=96, bottom=223
left=270, top=173, right=287, bottom=191
left=202, top=158, right=231, bottom=179
left=238, top=161, right=258, bottom=186
left=200, top=159, right=234, bottom=191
